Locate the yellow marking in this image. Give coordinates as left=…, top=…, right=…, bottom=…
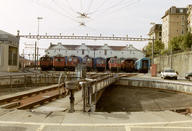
left=125, top=126, right=131, bottom=131
left=0, top=120, right=192, bottom=128
left=36, top=125, right=45, bottom=131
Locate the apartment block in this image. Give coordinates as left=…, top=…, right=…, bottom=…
left=148, top=24, right=162, bottom=42
left=162, top=6, right=188, bottom=49
left=187, top=5, right=192, bottom=33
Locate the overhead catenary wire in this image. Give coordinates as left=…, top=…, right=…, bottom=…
left=91, top=0, right=141, bottom=17
left=86, top=0, right=94, bottom=13
left=30, top=0, right=142, bottom=28
left=34, top=0, right=78, bottom=23
left=88, top=0, right=131, bottom=15
left=87, top=0, right=112, bottom=15
left=64, top=0, right=77, bottom=14
left=52, top=0, right=77, bottom=16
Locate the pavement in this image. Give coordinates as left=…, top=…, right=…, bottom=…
left=1, top=109, right=192, bottom=130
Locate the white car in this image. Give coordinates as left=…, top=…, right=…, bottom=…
left=161, top=69, right=178, bottom=80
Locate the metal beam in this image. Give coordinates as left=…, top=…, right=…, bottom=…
left=19, top=34, right=152, bottom=41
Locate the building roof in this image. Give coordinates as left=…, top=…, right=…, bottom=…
left=162, top=6, right=187, bottom=19
left=0, top=30, right=19, bottom=43
left=47, top=43, right=138, bottom=51
left=148, top=24, right=162, bottom=35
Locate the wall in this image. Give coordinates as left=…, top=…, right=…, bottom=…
left=154, top=51, right=192, bottom=76
left=0, top=43, right=19, bottom=72
left=115, top=77, right=192, bottom=94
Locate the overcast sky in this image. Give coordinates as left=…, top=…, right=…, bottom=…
left=0, top=0, right=191, bottom=57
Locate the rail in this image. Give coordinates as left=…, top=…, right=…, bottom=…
left=0, top=73, right=110, bottom=110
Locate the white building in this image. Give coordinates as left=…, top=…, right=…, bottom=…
left=45, top=43, right=145, bottom=60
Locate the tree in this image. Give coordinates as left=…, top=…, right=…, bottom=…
left=144, top=40, right=164, bottom=57
left=181, top=32, right=192, bottom=50
left=168, top=36, right=183, bottom=51
left=168, top=33, right=192, bottom=52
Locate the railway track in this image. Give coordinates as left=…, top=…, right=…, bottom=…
left=0, top=73, right=112, bottom=110
left=0, top=84, right=67, bottom=109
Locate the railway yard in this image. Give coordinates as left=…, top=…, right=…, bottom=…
left=0, top=70, right=192, bottom=130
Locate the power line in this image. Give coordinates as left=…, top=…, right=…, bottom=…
left=52, top=0, right=76, bottom=16
left=34, top=0, right=78, bottom=23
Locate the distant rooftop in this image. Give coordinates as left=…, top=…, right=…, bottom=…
left=0, top=30, right=19, bottom=43
left=162, top=6, right=187, bottom=19
left=47, top=43, right=139, bottom=51
left=148, top=24, right=162, bottom=35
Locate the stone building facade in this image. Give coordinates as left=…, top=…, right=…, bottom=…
left=148, top=24, right=162, bottom=42
left=187, top=5, right=192, bottom=33
left=162, top=6, right=188, bottom=49
left=0, top=30, right=19, bottom=72
left=45, top=43, right=145, bottom=60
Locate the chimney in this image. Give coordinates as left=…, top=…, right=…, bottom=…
left=170, top=6, right=176, bottom=14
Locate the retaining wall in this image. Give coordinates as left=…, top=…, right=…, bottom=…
left=154, top=51, right=192, bottom=76
left=115, top=78, right=192, bottom=94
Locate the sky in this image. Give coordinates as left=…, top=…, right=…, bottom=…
left=0, top=0, right=191, bottom=58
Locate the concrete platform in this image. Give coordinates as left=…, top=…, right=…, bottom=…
left=0, top=109, right=192, bottom=130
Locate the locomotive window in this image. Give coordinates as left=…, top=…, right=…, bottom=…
left=69, top=58, right=72, bottom=61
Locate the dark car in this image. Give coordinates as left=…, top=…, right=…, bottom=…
left=185, top=72, right=192, bottom=80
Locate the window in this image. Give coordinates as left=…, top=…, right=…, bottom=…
left=82, top=49, right=84, bottom=55
left=104, top=50, right=107, bottom=55
left=8, top=46, right=18, bottom=66
left=159, top=32, right=162, bottom=36
left=180, top=9, right=183, bottom=13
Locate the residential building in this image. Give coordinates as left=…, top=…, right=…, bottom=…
left=187, top=5, right=192, bottom=33
left=162, top=6, right=188, bottom=49
left=45, top=43, right=145, bottom=60
left=0, top=30, right=19, bottom=72
left=148, top=24, right=162, bottom=42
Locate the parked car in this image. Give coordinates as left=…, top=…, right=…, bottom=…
left=161, top=69, right=178, bottom=80
left=185, top=72, right=192, bottom=80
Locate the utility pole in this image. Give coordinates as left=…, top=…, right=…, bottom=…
left=37, top=47, right=39, bottom=69
left=23, top=49, right=25, bottom=70
left=34, top=41, right=37, bottom=70
left=170, top=44, right=173, bottom=69
left=152, top=37, right=154, bottom=64
left=36, top=17, right=43, bottom=70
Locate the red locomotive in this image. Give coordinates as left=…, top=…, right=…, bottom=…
left=40, top=55, right=53, bottom=71
left=108, top=57, right=121, bottom=72
left=53, top=56, right=67, bottom=71
left=82, top=56, right=93, bottom=71
left=66, top=56, right=82, bottom=71
left=121, top=58, right=137, bottom=72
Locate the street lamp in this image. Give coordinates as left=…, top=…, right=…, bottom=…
left=150, top=22, right=155, bottom=64
left=35, top=17, right=43, bottom=70
left=37, top=17, right=43, bottom=37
